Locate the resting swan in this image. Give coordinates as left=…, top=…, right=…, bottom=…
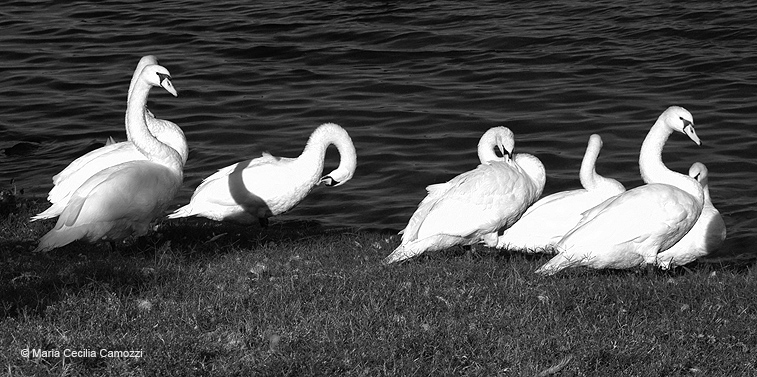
left=167, top=123, right=357, bottom=226
left=491, top=134, right=625, bottom=252
left=32, top=55, right=187, bottom=222
left=536, top=106, right=704, bottom=275
left=382, top=127, right=546, bottom=265
left=35, top=64, right=184, bottom=252
left=655, top=162, right=726, bottom=269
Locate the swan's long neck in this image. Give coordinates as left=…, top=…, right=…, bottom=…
left=639, top=120, right=702, bottom=202
left=579, top=139, right=600, bottom=190
left=477, top=142, right=500, bottom=163
left=297, top=123, right=357, bottom=186
left=125, top=78, right=182, bottom=173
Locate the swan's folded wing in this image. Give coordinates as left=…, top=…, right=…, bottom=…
left=58, top=162, right=179, bottom=228
left=561, top=184, right=701, bottom=249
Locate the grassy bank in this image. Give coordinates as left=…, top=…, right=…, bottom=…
left=2, top=200, right=757, bottom=376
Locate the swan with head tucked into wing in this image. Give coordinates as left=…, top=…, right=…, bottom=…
left=655, top=162, right=726, bottom=269
left=32, top=55, right=188, bottom=222
left=491, top=134, right=625, bottom=252
left=382, top=126, right=546, bottom=265
left=167, top=123, right=357, bottom=226
left=536, top=106, right=704, bottom=275
left=35, top=64, right=185, bottom=252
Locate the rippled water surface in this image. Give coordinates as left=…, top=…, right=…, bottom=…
left=1, top=1, right=755, bottom=257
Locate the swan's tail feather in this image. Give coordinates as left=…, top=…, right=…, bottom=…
left=30, top=205, right=62, bottom=222
left=535, top=253, right=581, bottom=276
left=382, top=245, right=417, bottom=265
left=383, top=235, right=466, bottom=265
left=34, top=227, right=87, bottom=252
left=166, top=205, right=193, bottom=220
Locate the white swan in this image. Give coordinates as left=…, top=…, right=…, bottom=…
left=382, top=127, right=546, bottom=265
left=655, top=162, right=726, bottom=269
left=32, top=55, right=188, bottom=222
left=35, top=64, right=184, bottom=252
left=491, top=134, right=625, bottom=252
left=536, top=106, right=704, bottom=275
left=167, top=123, right=357, bottom=226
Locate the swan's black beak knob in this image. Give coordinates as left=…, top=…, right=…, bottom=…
left=319, top=176, right=339, bottom=186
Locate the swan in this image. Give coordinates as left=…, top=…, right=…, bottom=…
left=167, top=123, right=357, bottom=226
left=382, top=127, right=546, bottom=265
left=535, top=106, right=704, bottom=275
left=34, top=64, right=184, bottom=252
left=655, top=162, right=726, bottom=269
left=491, top=134, right=625, bottom=252
left=31, top=55, right=188, bottom=222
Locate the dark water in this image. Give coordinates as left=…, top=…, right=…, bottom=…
left=1, top=1, right=755, bottom=257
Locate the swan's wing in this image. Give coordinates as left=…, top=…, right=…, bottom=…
left=37, top=162, right=181, bottom=251
left=403, top=162, right=536, bottom=243
left=519, top=189, right=584, bottom=216
left=560, top=184, right=702, bottom=252
left=52, top=142, right=139, bottom=185
left=48, top=142, right=148, bottom=206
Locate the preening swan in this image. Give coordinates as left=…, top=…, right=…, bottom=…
left=382, top=127, right=546, bottom=265
left=535, top=106, right=704, bottom=275
left=492, top=134, right=625, bottom=252
left=167, top=123, right=357, bottom=226
left=655, top=162, right=726, bottom=269
left=31, top=55, right=187, bottom=222
left=34, top=64, right=184, bottom=252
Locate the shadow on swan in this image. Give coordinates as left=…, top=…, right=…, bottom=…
left=167, top=123, right=357, bottom=226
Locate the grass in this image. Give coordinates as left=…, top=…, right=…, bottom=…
left=2, top=199, right=757, bottom=376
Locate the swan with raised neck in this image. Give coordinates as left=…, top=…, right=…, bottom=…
left=167, top=123, right=357, bottom=225
left=125, top=64, right=182, bottom=173
left=125, top=55, right=188, bottom=164
left=34, top=64, right=183, bottom=252
left=31, top=61, right=183, bottom=222
left=535, top=106, right=704, bottom=275
left=639, top=105, right=702, bottom=202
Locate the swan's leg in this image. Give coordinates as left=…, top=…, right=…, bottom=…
left=258, top=217, right=269, bottom=228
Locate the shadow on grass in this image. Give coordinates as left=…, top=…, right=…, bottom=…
left=0, top=198, right=349, bottom=320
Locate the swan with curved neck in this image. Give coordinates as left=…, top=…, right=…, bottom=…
left=167, top=123, right=357, bottom=226
left=655, top=162, right=726, bottom=269
left=32, top=56, right=187, bottom=222
left=536, top=106, right=704, bottom=275
left=35, top=64, right=184, bottom=252
left=492, top=134, right=625, bottom=251
left=383, top=127, right=545, bottom=265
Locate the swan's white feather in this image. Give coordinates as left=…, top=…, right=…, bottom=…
left=383, top=127, right=545, bottom=264
left=536, top=106, right=703, bottom=275
left=168, top=123, right=356, bottom=225
left=32, top=55, right=187, bottom=222
left=494, top=134, right=625, bottom=251
left=34, top=63, right=184, bottom=252
left=655, top=163, right=726, bottom=269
